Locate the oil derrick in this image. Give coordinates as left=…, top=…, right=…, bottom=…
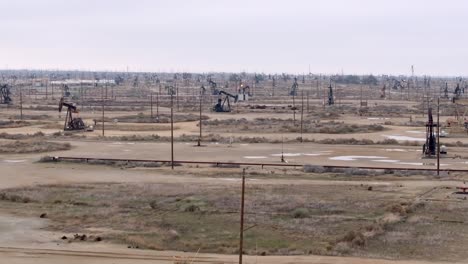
left=289, top=77, right=298, bottom=96
left=423, top=107, right=437, bottom=157
left=327, top=82, right=334, bottom=105
left=443, top=82, right=449, bottom=99
left=0, top=84, right=12, bottom=104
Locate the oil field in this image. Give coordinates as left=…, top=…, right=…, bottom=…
left=2, top=1, right=468, bottom=264
left=1, top=70, right=468, bottom=264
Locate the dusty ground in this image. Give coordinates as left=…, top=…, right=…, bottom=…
left=1, top=94, right=468, bottom=263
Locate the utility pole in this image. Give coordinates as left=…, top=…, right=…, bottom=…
left=176, top=83, right=179, bottom=112
left=20, top=87, right=23, bottom=120
left=300, top=91, right=304, bottom=142
left=437, top=97, right=440, bottom=176
left=292, top=93, right=296, bottom=124
left=198, top=89, right=203, bottom=146
left=156, top=92, right=159, bottom=121
left=150, top=93, right=153, bottom=120
left=238, top=168, right=246, bottom=264
left=306, top=91, right=310, bottom=112
left=101, top=84, right=105, bottom=137
left=171, top=89, right=174, bottom=170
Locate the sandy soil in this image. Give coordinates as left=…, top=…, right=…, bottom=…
left=1, top=98, right=467, bottom=263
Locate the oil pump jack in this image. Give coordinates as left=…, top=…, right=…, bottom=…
left=58, top=97, right=92, bottom=131
left=423, top=107, right=437, bottom=157
left=453, top=83, right=462, bottom=102
left=0, top=84, right=12, bottom=104
left=213, top=90, right=238, bottom=112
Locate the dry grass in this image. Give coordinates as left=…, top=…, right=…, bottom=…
left=0, top=120, right=37, bottom=128
left=0, top=140, right=71, bottom=153
left=2, top=179, right=464, bottom=261
left=202, top=118, right=385, bottom=134
left=0, top=182, right=407, bottom=257
left=99, top=113, right=209, bottom=124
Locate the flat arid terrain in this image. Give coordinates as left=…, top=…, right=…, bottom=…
left=1, top=73, right=468, bottom=264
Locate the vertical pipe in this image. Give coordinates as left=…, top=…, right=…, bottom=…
left=239, top=168, right=246, bottom=264
left=306, top=91, right=309, bottom=113
left=171, top=90, right=174, bottom=170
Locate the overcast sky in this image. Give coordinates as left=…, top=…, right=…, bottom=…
left=1, top=0, right=467, bottom=76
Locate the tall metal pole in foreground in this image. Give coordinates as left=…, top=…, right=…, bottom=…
left=198, top=90, right=203, bottom=146
left=239, top=168, right=246, bottom=264
left=156, top=92, right=159, bottom=121
left=101, top=84, right=105, bottom=137
left=437, top=97, right=440, bottom=176
left=300, top=91, right=304, bottom=142
left=171, top=90, right=174, bottom=170
left=292, top=92, right=296, bottom=124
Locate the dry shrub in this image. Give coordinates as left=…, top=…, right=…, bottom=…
left=340, top=230, right=367, bottom=247
left=291, top=208, right=309, bottom=218
left=334, top=242, right=351, bottom=254
left=0, top=193, right=32, bottom=203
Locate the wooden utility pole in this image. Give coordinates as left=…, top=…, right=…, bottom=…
left=20, top=87, right=23, bottom=120
left=176, top=84, right=179, bottom=112
left=198, top=90, right=203, bottom=146
left=101, top=84, right=105, bottom=137
left=150, top=93, right=153, bottom=120
left=156, top=92, right=159, bottom=121
left=292, top=93, right=296, bottom=124
left=238, top=168, right=246, bottom=264
left=300, top=92, right=304, bottom=142
left=317, top=75, right=320, bottom=99
left=437, top=97, right=440, bottom=176
left=171, top=89, right=174, bottom=170
left=306, top=91, right=310, bottom=112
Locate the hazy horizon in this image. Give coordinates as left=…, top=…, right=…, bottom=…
left=1, top=0, right=467, bottom=76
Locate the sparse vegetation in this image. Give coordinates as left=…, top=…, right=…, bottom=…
left=0, top=181, right=465, bottom=261
left=202, top=118, right=385, bottom=134
left=0, top=140, right=71, bottom=153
